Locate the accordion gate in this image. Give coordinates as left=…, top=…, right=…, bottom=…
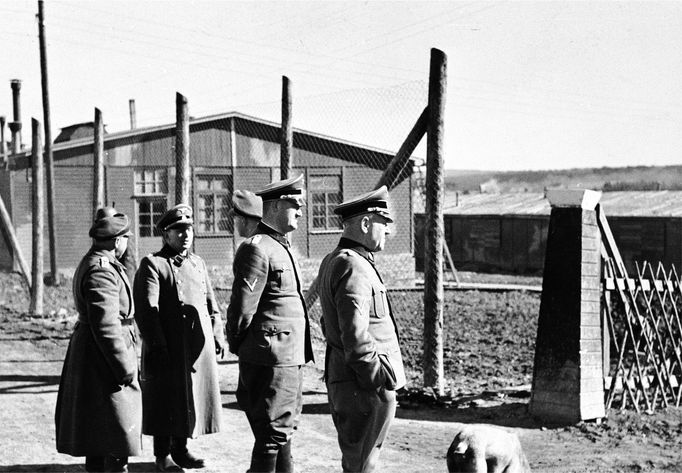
left=601, top=221, right=682, bottom=412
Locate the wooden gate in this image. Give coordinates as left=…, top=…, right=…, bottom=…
left=602, top=259, right=682, bottom=412
left=600, top=210, right=682, bottom=413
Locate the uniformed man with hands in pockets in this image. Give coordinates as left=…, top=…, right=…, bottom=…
left=226, top=174, right=314, bottom=473
left=134, top=204, right=225, bottom=472
left=317, top=186, right=407, bottom=473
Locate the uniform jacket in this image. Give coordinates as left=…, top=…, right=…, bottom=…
left=134, top=245, right=223, bottom=438
left=226, top=222, right=313, bottom=366
left=318, top=238, right=406, bottom=391
left=55, top=248, right=141, bottom=457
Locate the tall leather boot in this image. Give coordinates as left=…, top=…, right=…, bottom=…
left=247, top=451, right=278, bottom=473
left=171, top=437, right=205, bottom=469
left=85, top=456, right=105, bottom=473
left=104, top=455, right=129, bottom=473
left=275, top=441, right=294, bottom=473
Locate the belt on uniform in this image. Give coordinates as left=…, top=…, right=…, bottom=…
left=76, top=317, right=135, bottom=326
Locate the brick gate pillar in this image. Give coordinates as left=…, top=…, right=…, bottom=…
left=529, top=189, right=605, bottom=423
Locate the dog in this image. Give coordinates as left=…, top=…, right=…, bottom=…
left=446, top=423, right=531, bottom=473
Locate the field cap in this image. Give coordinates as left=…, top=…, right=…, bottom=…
left=157, top=204, right=193, bottom=231
left=89, top=214, right=132, bottom=240
left=231, top=190, right=263, bottom=219
left=256, top=174, right=306, bottom=206
left=94, top=206, right=118, bottom=221
left=334, top=185, right=393, bottom=223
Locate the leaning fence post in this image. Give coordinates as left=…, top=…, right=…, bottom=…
left=423, top=48, right=447, bottom=395
left=30, top=118, right=44, bottom=315
left=281, top=76, right=293, bottom=180
left=175, top=92, right=190, bottom=205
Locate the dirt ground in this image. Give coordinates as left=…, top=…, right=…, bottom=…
left=2, top=272, right=682, bottom=472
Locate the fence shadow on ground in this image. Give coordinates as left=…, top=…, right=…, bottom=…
left=0, top=374, right=61, bottom=394
left=0, top=461, right=157, bottom=472
left=396, top=401, right=549, bottom=429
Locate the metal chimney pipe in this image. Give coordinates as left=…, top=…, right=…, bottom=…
left=9, top=79, right=22, bottom=154
left=129, top=99, right=137, bottom=130
left=0, top=116, right=6, bottom=158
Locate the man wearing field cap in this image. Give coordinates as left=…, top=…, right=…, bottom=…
left=230, top=189, right=262, bottom=238
left=317, top=185, right=406, bottom=473
left=56, top=212, right=141, bottom=473
left=134, top=204, right=225, bottom=472
left=94, top=206, right=137, bottom=281
left=226, top=174, right=314, bottom=473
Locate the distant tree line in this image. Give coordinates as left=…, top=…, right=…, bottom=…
left=602, top=181, right=682, bottom=191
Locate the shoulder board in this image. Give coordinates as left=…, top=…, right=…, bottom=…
left=250, top=235, right=262, bottom=244
left=98, top=257, right=110, bottom=268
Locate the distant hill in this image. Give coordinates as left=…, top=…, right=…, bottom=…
left=444, top=165, right=682, bottom=193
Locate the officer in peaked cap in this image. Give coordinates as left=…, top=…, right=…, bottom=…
left=230, top=190, right=263, bottom=238
left=56, top=211, right=141, bottom=472
left=255, top=173, right=306, bottom=206
left=227, top=173, right=313, bottom=473
left=317, top=185, right=406, bottom=473
left=134, top=202, right=225, bottom=472
left=333, top=185, right=394, bottom=225
left=156, top=203, right=194, bottom=232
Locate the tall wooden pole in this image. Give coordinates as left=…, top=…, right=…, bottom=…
left=38, top=0, right=58, bottom=284
left=423, top=48, right=447, bottom=394
left=280, top=76, right=293, bottom=180
left=93, top=107, right=105, bottom=213
left=30, top=118, right=44, bottom=315
left=175, top=92, right=190, bottom=205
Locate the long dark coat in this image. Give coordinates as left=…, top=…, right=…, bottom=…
left=134, top=245, right=223, bottom=438
left=55, top=248, right=142, bottom=457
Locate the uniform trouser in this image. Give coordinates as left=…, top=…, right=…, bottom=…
left=236, top=361, right=303, bottom=473
left=327, top=381, right=397, bottom=473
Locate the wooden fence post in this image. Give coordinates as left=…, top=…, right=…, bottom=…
left=93, top=108, right=105, bottom=213
left=30, top=118, right=44, bottom=315
left=423, top=48, right=447, bottom=394
left=281, top=76, right=293, bottom=180
left=176, top=92, right=190, bottom=205
left=38, top=0, right=59, bottom=285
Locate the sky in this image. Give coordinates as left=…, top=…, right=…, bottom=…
left=2, top=0, right=682, bottom=171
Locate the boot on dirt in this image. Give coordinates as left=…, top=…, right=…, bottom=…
left=155, top=455, right=184, bottom=472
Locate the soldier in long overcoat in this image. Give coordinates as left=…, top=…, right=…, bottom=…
left=317, top=186, right=407, bottom=473
left=55, top=213, right=141, bottom=473
left=134, top=204, right=225, bottom=472
left=226, top=175, right=314, bottom=473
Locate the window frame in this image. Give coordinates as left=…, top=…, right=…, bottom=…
left=193, top=170, right=234, bottom=237
left=136, top=196, right=168, bottom=238
left=308, top=172, right=343, bottom=234
left=133, top=167, right=168, bottom=197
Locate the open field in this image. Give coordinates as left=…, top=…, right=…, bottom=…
left=2, top=271, right=682, bottom=472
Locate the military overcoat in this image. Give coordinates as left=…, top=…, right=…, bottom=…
left=55, top=248, right=142, bottom=457
left=226, top=222, right=313, bottom=366
left=134, top=245, right=223, bottom=438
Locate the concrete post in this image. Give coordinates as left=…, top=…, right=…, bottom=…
left=529, top=189, right=606, bottom=423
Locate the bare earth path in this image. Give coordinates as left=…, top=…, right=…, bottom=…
left=2, top=338, right=682, bottom=473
